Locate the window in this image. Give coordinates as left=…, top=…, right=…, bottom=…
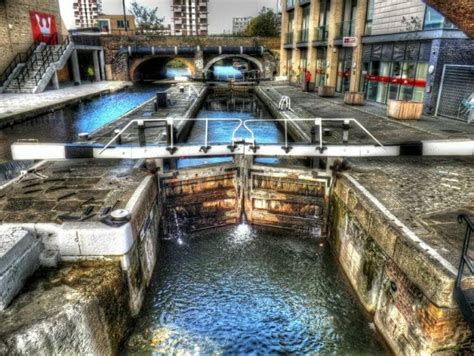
left=117, top=20, right=129, bottom=29
left=365, top=0, right=374, bottom=35
left=423, top=7, right=456, bottom=30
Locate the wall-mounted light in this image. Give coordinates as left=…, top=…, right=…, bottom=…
left=428, top=65, right=435, bottom=75
left=8, top=24, right=13, bottom=29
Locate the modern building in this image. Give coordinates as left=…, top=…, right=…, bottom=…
left=98, top=15, right=137, bottom=35
left=171, top=0, right=209, bottom=36
left=73, top=0, right=102, bottom=28
left=280, top=0, right=474, bottom=121
left=233, top=17, right=253, bottom=34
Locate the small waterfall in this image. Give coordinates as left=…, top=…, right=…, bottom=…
left=0, top=160, right=34, bottom=185
left=171, top=209, right=184, bottom=245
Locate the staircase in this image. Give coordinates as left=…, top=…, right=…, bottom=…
left=455, top=214, right=474, bottom=330
left=2, top=36, right=74, bottom=94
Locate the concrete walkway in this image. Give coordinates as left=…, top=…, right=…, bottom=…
left=0, top=81, right=132, bottom=126
left=261, top=82, right=474, bottom=144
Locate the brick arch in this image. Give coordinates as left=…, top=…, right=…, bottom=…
left=129, top=56, right=197, bottom=81
left=203, top=54, right=264, bottom=74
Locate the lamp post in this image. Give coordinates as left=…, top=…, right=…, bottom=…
left=122, top=0, right=128, bottom=33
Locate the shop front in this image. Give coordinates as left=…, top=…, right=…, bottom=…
left=361, top=41, right=430, bottom=104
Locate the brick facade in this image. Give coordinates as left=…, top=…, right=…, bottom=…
left=0, top=0, right=64, bottom=75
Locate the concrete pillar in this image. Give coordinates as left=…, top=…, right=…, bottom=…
left=349, top=0, right=368, bottom=93
left=326, top=0, right=344, bottom=88
left=99, top=50, right=106, bottom=80
left=307, top=0, right=321, bottom=79
left=52, top=71, right=59, bottom=90
left=279, top=0, right=289, bottom=76
left=194, top=47, right=204, bottom=78
left=292, top=3, right=304, bottom=84
left=93, top=50, right=101, bottom=82
left=71, top=49, right=81, bottom=85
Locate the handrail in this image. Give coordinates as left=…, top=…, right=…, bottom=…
left=14, top=35, right=72, bottom=90
left=456, top=214, right=474, bottom=285
left=99, top=118, right=244, bottom=155
left=0, top=42, right=37, bottom=86
left=98, top=117, right=384, bottom=156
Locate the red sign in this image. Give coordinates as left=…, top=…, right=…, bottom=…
left=367, top=75, right=426, bottom=88
left=30, top=11, right=57, bottom=44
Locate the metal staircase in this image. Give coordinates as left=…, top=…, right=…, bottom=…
left=455, top=214, right=474, bottom=330
left=2, top=35, right=74, bottom=94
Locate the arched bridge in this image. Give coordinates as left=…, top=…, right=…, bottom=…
left=85, top=35, right=280, bottom=82
left=120, top=46, right=276, bottom=82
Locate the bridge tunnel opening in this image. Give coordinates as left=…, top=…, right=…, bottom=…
left=132, top=57, right=193, bottom=82
left=206, top=56, right=261, bottom=81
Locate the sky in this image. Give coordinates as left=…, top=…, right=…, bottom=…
left=59, top=0, right=279, bottom=33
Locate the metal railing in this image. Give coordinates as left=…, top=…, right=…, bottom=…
left=454, top=214, right=474, bottom=330
left=298, top=29, right=309, bottom=43
left=314, top=26, right=329, bottom=41
left=335, top=20, right=355, bottom=39
left=98, top=117, right=385, bottom=156
left=0, top=42, right=37, bottom=87
left=285, top=32, right=294, bottom=45
left=14, top=35, right=72, bottom=90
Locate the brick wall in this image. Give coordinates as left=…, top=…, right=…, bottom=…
left=371, top=0, right=426, bottom=35
left=0, top=0, right=63, bottom=75
left=100, top=35, right=281, bottom=52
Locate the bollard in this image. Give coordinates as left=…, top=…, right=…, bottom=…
left=342, top=120, right=350, bottom=144
left=137, top=120, right=146, bottom=147
left=156, top=91, right=167, bottom=108
left=114, top=129, right=122, bottom=145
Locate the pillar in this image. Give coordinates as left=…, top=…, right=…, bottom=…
left=194, top=46, right=204, bottom=78
left=349, top=0, right=368, bottom=92
left=71, top=49, right=81, bottom=85
left=52, top=71, right=59, bottom=90
left=99, top=50, right=106, bottom=80
left=279, top=0, right=289, bottom=76
left=292, top=3, right=304, bottom=84
left=307, top=0, right=321, bottom=80
left=326, top=0, right=344, bottom=88
left=93, top=50, right=101, bottom=82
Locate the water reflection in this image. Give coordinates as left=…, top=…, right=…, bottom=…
left=123, top=225, right=386, bottom=355
left=0, top=84, right=166, bottom=160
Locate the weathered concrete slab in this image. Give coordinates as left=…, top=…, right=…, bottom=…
left=0, top=228, right=41, bottom=310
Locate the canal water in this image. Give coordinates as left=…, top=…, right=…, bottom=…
left=123, top=225, right=386, bottom=354
left=0, top=84, right=165, bottom=161
left=178, top=91, right=294, bottom=169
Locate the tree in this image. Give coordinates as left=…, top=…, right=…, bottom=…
left=243, top=7, right=281, bottom=37
left=129, top=1, right=164, bottom=33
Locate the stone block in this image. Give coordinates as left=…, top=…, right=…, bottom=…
left=0, top=228, right=41, bottom=310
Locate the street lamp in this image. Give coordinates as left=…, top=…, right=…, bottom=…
left=122, top=0, right=128, bottom=33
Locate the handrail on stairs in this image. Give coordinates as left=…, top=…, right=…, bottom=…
left=454, top=214, right=474, bottom=330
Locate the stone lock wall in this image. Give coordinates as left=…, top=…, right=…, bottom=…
left=329, top=175, right=472, bottom=354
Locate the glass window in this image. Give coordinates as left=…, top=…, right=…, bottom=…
left=423, top=7, right=444, bottom=30
left=382, top=44, right=393, bottom=61
left=393, top=43, right=406, bottom=61
left=372, top=44, right=382, bottom=60
left=405, top=43, right=420, bottom=61
left=365, top=0, right=374, bottom=35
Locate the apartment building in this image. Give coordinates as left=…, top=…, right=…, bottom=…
left=233, top=17, right=253, bottom=34
left=172, top=0, right=209, bottom=36
left=74, top=0, right=102, bottom=28
left=280, top=0, right=474, bottom=120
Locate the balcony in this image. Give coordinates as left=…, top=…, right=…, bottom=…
left=285, top=32, right=294, bottom=45
left=287, top=0, right=295, bottom=10
left=297, top=29, right=309, bottom=43
left=423, top=19, right=457, bottom=30
left=300, top=0, right=311, bottom=5
left=335, top=21, right=355, bottom=39
left=314, top=25, right=328, bottom=42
